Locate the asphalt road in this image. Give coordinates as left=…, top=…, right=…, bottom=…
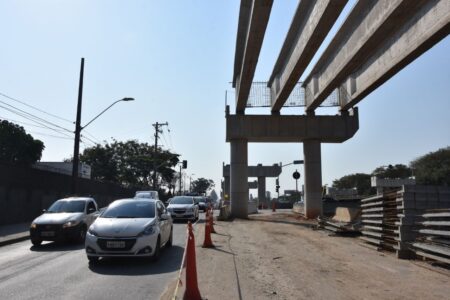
left=0, top=215, right=203, bottom=300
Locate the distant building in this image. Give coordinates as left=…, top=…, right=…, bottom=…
left=33, top=162, right=91, bottom=179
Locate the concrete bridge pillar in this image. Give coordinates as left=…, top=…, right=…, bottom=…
left=257, top=176, right=266, bottom=208
left=303, top=140, right=322, bottom=218
left=223, top=176, right=230, bottom=201
left=230, top=139, right=248, bottom=218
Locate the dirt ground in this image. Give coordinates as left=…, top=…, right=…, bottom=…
left=188, top=210, right=450, bottom=300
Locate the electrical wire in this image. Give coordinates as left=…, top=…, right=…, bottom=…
left=0, top=91, right=74, bottom=124
left=0, top=104, right=73, bottom=138
left=0, top=100, right=73, bottom=133
left=27, top=130, right=73, bottom=140
left=0, top=115, right=54, bottom=130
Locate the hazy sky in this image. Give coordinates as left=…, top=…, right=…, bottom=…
left=1, top=1, right=449, bottom=197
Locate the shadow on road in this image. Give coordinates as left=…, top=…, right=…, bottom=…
left=30, top=241, right=84, bottom=252
left=88, top=245, right=184, bottom=276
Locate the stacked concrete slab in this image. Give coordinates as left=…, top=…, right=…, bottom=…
left=360, top=185, right=450, bottom=261
left=360, top=191, right=400, bottom=253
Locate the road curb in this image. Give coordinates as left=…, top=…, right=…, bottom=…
left=0, top=234, right=29, bottom=247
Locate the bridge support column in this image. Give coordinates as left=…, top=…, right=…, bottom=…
left=257, top=176, right=266, bottom=208
left=230, top=139, right=248, bottom=218
left=223, top=175, right=230, bottom=202
left=303, top=140, right=322, bottom=218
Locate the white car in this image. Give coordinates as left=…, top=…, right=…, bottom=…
left=166, top=196, right=199, bottom=221
left=134, top=190, right=159, bottom=200
left=30, top=197, right=99, bottom=246
left=85, top=199, right=172, bottom=263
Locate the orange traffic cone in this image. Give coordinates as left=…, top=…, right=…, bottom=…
left=209, top=210, right=216, bottom=234
left=203, top=215, right=215, bottom=248
left=272, top=201, right=276, bottom=212
left=184, top=222, right=202, bottom=300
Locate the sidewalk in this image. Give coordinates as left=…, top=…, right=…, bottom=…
left=176, top=210, right=449, bottom=300
left=0, top=223, right=30, bottom=247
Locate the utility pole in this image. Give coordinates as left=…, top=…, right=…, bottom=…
left=152, top=122, right=168, bottom=190
left=71, top=58, right=84, bottom=194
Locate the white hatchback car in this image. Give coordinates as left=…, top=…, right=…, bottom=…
left=85, top=199, right=172, bottom=262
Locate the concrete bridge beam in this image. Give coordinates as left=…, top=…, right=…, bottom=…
left=269, top=0, right=347, bottom=112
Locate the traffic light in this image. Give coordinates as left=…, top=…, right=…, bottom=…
left=182, top=160, right=187, bottom=169
left=276, top=185, right=280, bottom=193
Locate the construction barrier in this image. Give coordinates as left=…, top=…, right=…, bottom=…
left=172, top=222, right=202, bottom=300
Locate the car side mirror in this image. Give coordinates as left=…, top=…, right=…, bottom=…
left=88, top=207, right=96, bottom=214
left=160, top=213, right=170, bottom=220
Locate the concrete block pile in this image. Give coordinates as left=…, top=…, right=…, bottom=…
left=360, top=185, right=450, bottom=263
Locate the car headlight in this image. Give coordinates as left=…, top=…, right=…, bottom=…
left=138, top=225, right=156, bottom=237
left=167, top=207, right=173, bottom=212
left=30, top=223, right=37, bottom=229
left=87, top=227, right=98, bottom=237
left=187, top=207, right=194, bottom=212
left=62, top=220, right=81, bottom=228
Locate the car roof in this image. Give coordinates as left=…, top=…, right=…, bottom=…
left=58, top=197, right=94, bottom=202
left=114, top=198, right=158, bottom=203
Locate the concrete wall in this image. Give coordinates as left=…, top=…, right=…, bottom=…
left=0, top=162, right=134, bottom=226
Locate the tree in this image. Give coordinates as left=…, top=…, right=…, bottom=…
left=371, top=164, right=412, bottom=179
left=410, top=147, right=450, bottom=185
left=332, top=173, right=374, bottom=196
left=191, top=178, right=215, bottom=195
left=0, top=120, right=44, bottom=165
left=77, top=139, right=179, bottom=189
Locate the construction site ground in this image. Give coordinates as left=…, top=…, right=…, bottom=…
left=173, top=209, right=450, bottom=300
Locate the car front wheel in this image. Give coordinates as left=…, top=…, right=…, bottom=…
left=167, top=228, right=173, bottom=248
left=152, top=236, right=161, bottom=261
left=31, top=239, right=42, bottom=246
left=87, top=256, right=99, bottom=263
left=78, top=225, right=87, bottom=243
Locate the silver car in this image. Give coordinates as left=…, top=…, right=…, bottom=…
left=30, top=197, right=99, bottom=246
left=85, top=199, right=172, bottom=263
left=166, top=196, right=199, bottom=221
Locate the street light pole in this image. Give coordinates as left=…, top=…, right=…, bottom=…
left=70, top=58, right=134, bottom=194
left=71, top=58, right=84, bottom=194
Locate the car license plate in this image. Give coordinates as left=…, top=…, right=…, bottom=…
left=41, top=231, right=55, bottom=237
left=106, top=241, right=126, bottom=248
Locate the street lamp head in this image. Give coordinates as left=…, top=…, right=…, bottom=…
left=121, top=97, right=135, bottom=101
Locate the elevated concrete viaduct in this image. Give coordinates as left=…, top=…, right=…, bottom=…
left=226, top=109, right=359, bottom=218
left=223, top=163, right=282, bottom=217
left=227, top=0, right=449, bottom=219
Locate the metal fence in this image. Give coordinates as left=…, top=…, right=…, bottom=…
left=245, top=82, right=339, bottom=108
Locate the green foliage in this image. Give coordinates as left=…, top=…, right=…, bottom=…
left=0, top=120, right=44, bottom=165
left=78, top=139, right=179, bottom=189
left=371, top=164, right=412, bottom=179
left=410, top=147, right=450, bottom=185
left=332, top=173, right=374, bottom=196
left=191, top=178, right=215, bottom=195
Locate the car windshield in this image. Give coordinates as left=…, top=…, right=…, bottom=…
left=194, top=197, right=204, bottom=204
left=47, top=200, right=85, bottom=213
left=170, top=197, right=194, bottom=205
left=101, top=200, right=155, bottom=218
left=135, top=193, right=151, bottom=198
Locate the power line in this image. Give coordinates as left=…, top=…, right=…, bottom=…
left=0, top=115, right=54, bottom=130
left=0, top=99, right=73, bottom=133
left=0, top=91, right=74, bottom=124
left=0, top=104, right=73, bottom=138
left=27, top=130, right=73, bottom=140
